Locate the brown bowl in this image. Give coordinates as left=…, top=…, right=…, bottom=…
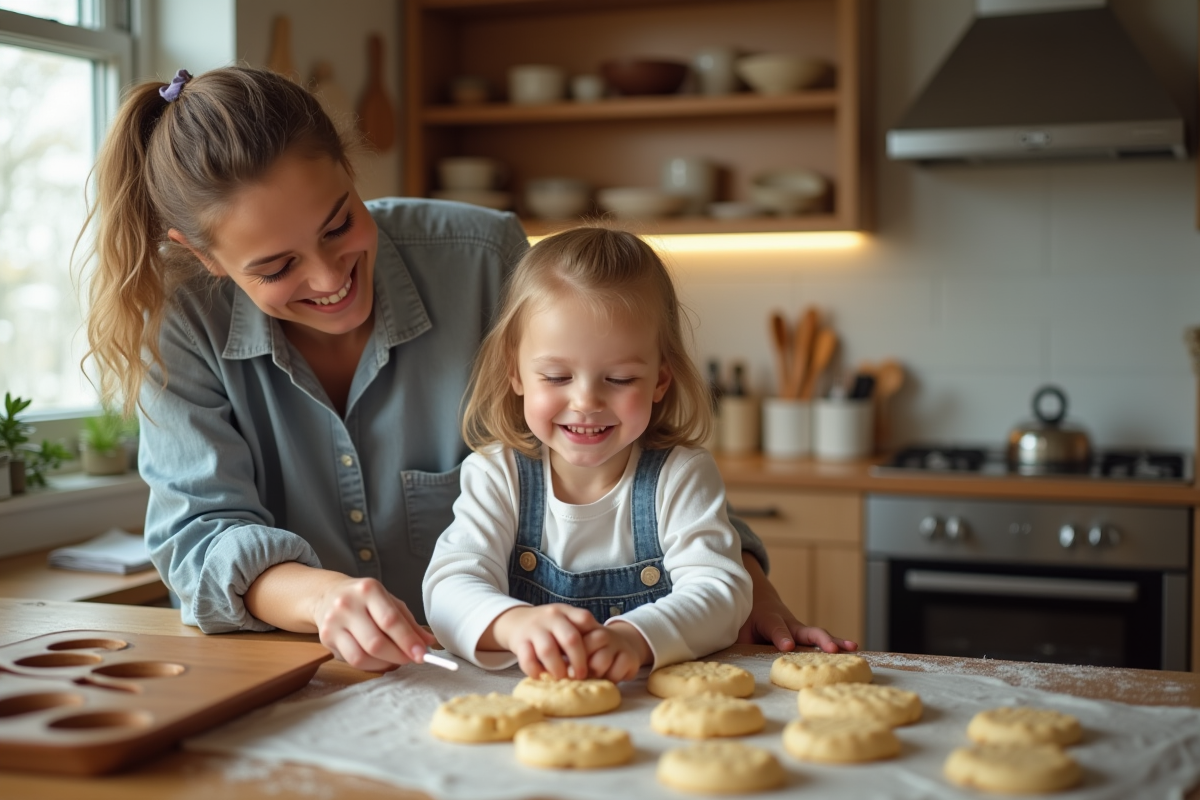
left=600, top=59, right=688, bottom=96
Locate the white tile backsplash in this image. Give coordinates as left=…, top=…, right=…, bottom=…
left=676, top=0, right=1200, bottom=451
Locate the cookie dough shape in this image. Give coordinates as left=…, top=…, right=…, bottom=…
left=657, top=741, right=787, bottom=794
left=430, top=693, right=543, bottom=743
left=647, top=661, right=755, bottom=699
left=514, top=721, right=634, bottom=769
left=512, top=674, right=621, bottom=717
left=782, top=717, right=900, bottom=764
left=967, top=706, right=1083, bottom=747
left=944, top=744, right=1082, bottom=794
left=770, top=652, right=873, bottom=690
left=650, top=693, right=766, bottom=739
left=798, top=682, right=922, bottom=727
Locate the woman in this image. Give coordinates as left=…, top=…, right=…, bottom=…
left=81, top=66, right=856, bottom=672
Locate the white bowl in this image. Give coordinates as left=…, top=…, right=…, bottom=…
left=735, top=53, right=829, bottom=95
left=508, top=64, right=566, bottom=105
left=707, top=201, right=762, bottom=220
left=431, top=189, right=513, bottom=211
left=597, top=187, right=685, bottom=220
left=525, top=178, right=591, bottom=220
left=750, top=169, right=829, bottom=215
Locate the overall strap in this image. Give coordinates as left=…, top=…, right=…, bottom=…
left=513, top=450, right=544, bottom=549
left=630, top=447, right=673, bottom=562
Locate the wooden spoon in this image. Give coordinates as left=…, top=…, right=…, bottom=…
left=359, top=34, right=396, bottom=152
left=787, top=307, right=819, bottom=400
left=266, top=15, right=299, bottom=82
left=799, top=327, right=838, bottom=400
left=873, top=359, right=906, bottom=451
left=769, top=312, right=792, bottom=397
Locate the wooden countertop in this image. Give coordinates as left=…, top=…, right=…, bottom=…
left=1, top=599, right=1198, bottom=799
left=715, top=454, right=1200, bottom=505
left=0, top=545, right=167, bottom=605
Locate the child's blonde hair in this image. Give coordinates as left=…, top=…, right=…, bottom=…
left=463, top=226, right=712, bottom=458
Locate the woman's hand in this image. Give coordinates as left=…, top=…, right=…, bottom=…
left=583, top=621, right=651, bottom=683
left=489, top=604, right=600, bottom=680
left=312, top=575, right=438, bottom=671
left=737, top=552, right=859, bottom=653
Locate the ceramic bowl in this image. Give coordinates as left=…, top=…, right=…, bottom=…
left=525, top=177, right=591, bottom=220
left=707, top=201, right=762, bottom=220
left=597, top=187, right=685, bottom=220
left=431, top=189, right=513, bottom=211
left=749, top=169, right=829, bottom=215
left=735, top=53, right=829, bottom=95
left=599, top=59, right=688, bottom=96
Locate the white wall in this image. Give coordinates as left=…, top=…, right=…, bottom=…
left=675, top=0, right=1200, bottom=451
left=234, top=0, right=401, bottom=200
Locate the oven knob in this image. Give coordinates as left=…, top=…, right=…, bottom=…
left=919, top=516, right=942, bottom=539
left=944, top=517, right=968, bottom=541
left=1058, top=524, right=1077, bottom=548
left=1088, top=525, right=1121, bottom=548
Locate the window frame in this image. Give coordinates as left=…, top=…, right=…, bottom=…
left=0, top=1, right=137, bottom=431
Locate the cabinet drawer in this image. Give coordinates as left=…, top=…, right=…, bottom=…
left=726, top=489, right=861, bottom=546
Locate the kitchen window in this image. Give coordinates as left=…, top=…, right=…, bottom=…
left=0, top=1, right=133, bottom=416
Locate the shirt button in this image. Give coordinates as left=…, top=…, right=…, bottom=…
left=341, top=454, right=354, bottom=467
left=519, top=552, right=537, bottom=572
left=358, top=548, right=373, bottom=562
left=640, top=566, right=661, bottom=587
left=608, top=606, right=621, bottom=618
left=349, top=509, right=364, bottom=523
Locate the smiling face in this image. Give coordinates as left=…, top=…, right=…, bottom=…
left=170, top=149, right=378, bottom=339
left=511, top=292, right=672, bottom=492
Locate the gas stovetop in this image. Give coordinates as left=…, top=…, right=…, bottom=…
left=872, top=445, right=1192, bottom=483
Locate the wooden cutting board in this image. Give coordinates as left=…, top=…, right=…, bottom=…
left=0, top=629, right=331, bottom=775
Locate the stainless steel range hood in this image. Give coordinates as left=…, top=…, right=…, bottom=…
left=887, top=0, right=1187, bottom=163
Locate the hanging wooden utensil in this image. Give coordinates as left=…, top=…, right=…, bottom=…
left=266, top=15, right=299, bottom=82
left=358, top=33, right=396, bottom=152
left=788, top=307, right=820, bottom=400
left=310, top=60, right=354, bottom=127
left=873, top=359, right=906, bottom=452
left=769, top=311, right=792, bottom=398
left=799, top=326, right=838, bottom=400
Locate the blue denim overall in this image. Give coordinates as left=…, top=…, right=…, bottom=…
left=508, top=447, right=673, bottom=623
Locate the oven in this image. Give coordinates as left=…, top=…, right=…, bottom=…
left=865, top=495, right=1191, bottom=671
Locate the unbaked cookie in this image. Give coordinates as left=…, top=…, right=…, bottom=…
left=650, top=693, right=765, bottom=739
left=944, top=743, right=1082, bottom=794
left=514, top=721, right=634, bottom=769
left=657, top=741, right=787, bottom=794
left=770, top=652, right=873, bottom=690
left=429, top=693, right=543, bottom=743
left=782, top=717, right=900, bottom=764
left=967, top=706, right=1082, bottom=747
left=798, top=682, right=922, bottom=727
left=647, top=661, right=755, bottom=699
left=512, top=674, right=621, bottom=717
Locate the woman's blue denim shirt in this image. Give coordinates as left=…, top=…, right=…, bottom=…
left=138, top=198, right=767, bottom=633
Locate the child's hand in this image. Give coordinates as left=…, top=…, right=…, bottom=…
left=583, top=621, right=651, bottom=683
left=312, top=576, right=437, bottom=671
left=491, top=604, right=600, bottom=680
left=793, top=624, right=858, bottom=654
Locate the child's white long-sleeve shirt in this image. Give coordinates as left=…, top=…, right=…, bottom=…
left=422, top=445, right=753, bottom=671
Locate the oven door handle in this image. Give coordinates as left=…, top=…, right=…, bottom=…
left=903, top=570, right=1139, bottom=602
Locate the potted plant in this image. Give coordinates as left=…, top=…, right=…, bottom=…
left=80, top=405, right=129, bottom=476
left=23, top=440, right=74, bottom=488
left=0, top=393, right=33, bottom=494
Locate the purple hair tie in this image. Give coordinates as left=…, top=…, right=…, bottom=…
left=159, top=69, right=192, bottom=102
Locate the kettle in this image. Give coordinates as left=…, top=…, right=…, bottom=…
left=1006, top=385, right=1091, bottom=473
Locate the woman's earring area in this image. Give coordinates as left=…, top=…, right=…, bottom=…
left=167, top=229, right=226, bottom=278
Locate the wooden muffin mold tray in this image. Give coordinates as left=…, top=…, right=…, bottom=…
left=0, top=629, right=331, bottom=775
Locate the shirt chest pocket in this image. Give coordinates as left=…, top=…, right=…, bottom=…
left=402, top=465, right=462, bottom=557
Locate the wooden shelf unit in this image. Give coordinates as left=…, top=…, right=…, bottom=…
left=403, top=0, right=871, bottom=234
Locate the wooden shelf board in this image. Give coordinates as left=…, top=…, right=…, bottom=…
left=520, top=213, right=842, bottom=236
left=421, top=91, right=837, bottom=126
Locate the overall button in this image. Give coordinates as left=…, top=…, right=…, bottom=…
left=608, top=606, right=622, bottom=618
left=340, top=454, right=354, bottom=467
left=349, top=509, right=364, bottom=523
left=519, top=552, right=537, bottom=571
left=358, top=548, right=373, bottom=562
left=640, top=566, right=661, bottom=586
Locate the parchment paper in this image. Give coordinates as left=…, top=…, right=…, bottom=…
left=186, top=651, right=1200, bottom=799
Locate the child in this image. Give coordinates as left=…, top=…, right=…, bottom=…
left=423, top=227, right=753, bottom=682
